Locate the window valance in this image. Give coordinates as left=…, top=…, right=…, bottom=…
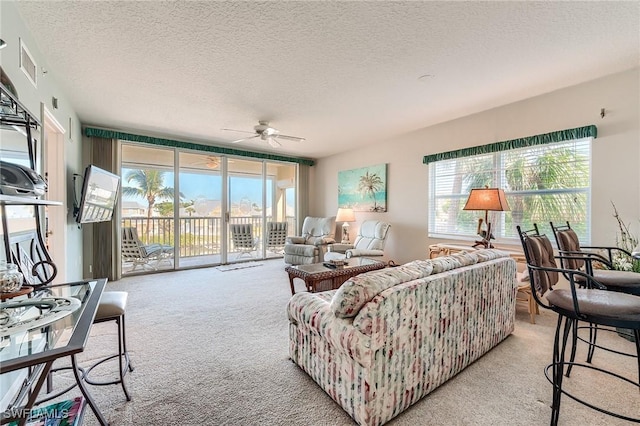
left=422, top=125, right=597, bottom=165
left=84, top=127, right=316, bottom=166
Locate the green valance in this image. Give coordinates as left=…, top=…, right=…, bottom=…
left=84, top=127, right=315, bottom=166
left=422, top=125, right=597, bottom=165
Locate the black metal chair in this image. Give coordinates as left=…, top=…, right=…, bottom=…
left=550, top=221, right=640, bottom=296
left=551, top=221, right=640, bottom=363
left=517, top=224, right=640, bottom=425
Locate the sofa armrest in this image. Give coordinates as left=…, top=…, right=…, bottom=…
left=287, top=292, right=377, bottom=367
left=286, top=236, right=306, bottom=244
left=329, top=243, right=354, bottom=253
left=346, top=249, right=384, bottom=258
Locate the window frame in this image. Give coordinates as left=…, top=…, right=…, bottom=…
left=428, top=137, right=592, bottom=245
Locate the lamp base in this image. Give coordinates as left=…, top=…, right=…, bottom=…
left=341, top=223, right=350, bottom=244
left=471, top=239, right=493, bottom=249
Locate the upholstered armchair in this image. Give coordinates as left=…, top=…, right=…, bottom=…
left=283, top=216, right=336, bottom=265
left=325, top=220, right=391, bottom=262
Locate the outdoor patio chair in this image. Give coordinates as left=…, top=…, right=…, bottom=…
left=230, top=224, right=259, bottom=259
left=266, top=221, right=288, bottom=254
left=121, top=227, right=173, bottom=272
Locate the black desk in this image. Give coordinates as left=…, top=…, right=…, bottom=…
left=1, top=279, right=107, bottom=425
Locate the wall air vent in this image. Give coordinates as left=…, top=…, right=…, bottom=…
left=19, top=38, right=37, bottom=88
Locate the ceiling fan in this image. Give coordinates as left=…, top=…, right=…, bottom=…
left=222, top=121, right=305, bottom=148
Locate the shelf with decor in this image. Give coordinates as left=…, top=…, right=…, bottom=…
left=0, top=82, right=59, bottom=287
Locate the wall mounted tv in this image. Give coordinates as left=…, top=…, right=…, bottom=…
left=75, top=165, right=121, bottom=224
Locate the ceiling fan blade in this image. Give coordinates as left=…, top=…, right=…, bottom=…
left=221, top=128, right=257, bottom=134
left=277, top=134, right=306, bottom=142
left=267, top=137, right=281, bottom=148
left=231, top=135, right=260, bottom=143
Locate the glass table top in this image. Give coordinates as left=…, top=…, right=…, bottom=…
left=0, top=279, right=106, bottom=372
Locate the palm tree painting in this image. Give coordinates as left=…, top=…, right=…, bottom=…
left=338, top=164, right=387, bottom=212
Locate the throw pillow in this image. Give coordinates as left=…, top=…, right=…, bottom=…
left=331, top=260, right=434, bottom=318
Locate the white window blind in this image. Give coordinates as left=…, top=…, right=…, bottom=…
left=428, top=137, right=592, bottom=243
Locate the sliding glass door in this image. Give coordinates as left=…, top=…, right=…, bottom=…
left=227, top=159, right=263, bottom=263
left=177, top=152, right=223, bottom=267
left=120, top=143, right=298, bottom=274
left=120, top=144, right=176, bottom=274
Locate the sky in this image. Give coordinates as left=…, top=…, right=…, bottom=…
left=121, top=168, right=274, bottom=208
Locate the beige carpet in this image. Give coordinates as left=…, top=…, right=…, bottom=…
left=49, top=259, right=638, bottom=425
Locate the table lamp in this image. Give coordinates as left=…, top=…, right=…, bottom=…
left=462, top=187, right=510, bottom=249
left=336, top=208, right=356, bottom=243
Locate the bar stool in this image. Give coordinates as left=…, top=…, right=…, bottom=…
left=518, top=225, right=640, bottom=425
left=84, top=291, right=134, bottom=401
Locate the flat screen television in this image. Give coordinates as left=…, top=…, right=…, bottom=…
left=75, top=165, right=121, bottom=224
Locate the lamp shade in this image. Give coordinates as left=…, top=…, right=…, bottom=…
left=336, top=208, right=356, bottom=223
left=463, top=188, right=510, bottom=212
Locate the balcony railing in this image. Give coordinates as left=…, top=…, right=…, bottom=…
left=121, top=216, right=295, bottom=258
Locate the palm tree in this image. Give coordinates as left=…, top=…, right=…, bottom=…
left=505, top=147, right=589, bottom=232
left=122, top=169, right=176, bottom=241
left=357, top=171, right=384, bottom=212
left=449, top=146, right=588, bottom=239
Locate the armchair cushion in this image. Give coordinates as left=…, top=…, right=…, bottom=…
left=286, top=236, right=306, bottom=244
left=352, top=220, right=390, bottom=251
left=328, top=243, right=354, bottom=253
left=284, top=244, right=318, bottom=257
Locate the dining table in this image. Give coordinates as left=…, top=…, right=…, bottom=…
left=1, top=278, right=107, bottom=425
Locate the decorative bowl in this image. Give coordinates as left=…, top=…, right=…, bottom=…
left=0, top=263, right=23, bottom=293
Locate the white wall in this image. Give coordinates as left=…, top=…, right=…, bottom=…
left=1, top=2, right=85, bottom=280
left=312, top=68, right=640, bottom=265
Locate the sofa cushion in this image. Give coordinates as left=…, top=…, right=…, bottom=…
left=429, top=254, right=463, bottom=273
left=428, top=251, right=480, bottom=273
left=331, top=260, right=434, bottom=318
left=474, top=248, right=509, bottom=262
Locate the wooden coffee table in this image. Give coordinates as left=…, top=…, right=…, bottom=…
left=286, top=258, right=386, bottom=295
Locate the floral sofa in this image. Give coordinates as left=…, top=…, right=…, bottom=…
left=287, top=249, right=517, bottom=426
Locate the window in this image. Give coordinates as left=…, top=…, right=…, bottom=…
left=428, top=137, right=592, bottom=243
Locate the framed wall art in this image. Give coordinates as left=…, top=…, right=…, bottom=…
left=338, top=163, right=387, bottom=212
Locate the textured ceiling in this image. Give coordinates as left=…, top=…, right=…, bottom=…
left=14, top=1, right=640, bottom=159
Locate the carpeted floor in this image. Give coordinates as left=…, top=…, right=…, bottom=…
left=50, top=259, right=638, bottom=425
